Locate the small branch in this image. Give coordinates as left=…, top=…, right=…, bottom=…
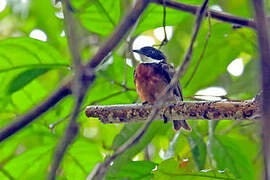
left=152, top=0, right=256, bottom=29
left=251, top=0, right=270, bottom=179
left=48, top=88, right=133, bottom=129
left=85, top=100, right=261, bottom=123
left=0, top=85, right=71, bottom=142
left=0, top=168, right=14, bottom=180
left=184, top=11, right=211, bottom=88
left=48, top=0, right=87, bottom=179
left=178, top=0, right=208, bottom=77
left=157, top=0, right=168, bottom=48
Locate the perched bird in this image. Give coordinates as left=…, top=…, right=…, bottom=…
left=133, top=46, right=191, bottom=131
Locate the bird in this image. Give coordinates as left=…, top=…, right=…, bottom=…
left=133, top=46, right=191, bottom=131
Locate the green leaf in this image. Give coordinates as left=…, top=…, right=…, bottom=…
left=0, top=37, right=69, bottom=95
left=30, top=0, right=63, bottom=47
left=212, top=135, right=254, bottom=180
left=187, top=131, right=207, bottom=170
left=178, top=23, right=256, bottom=95
left=0, top=37, right=67, bottom=65
left=84, top=53, right=137, bottom=106
left=4, top=145, right=54, bottom=179
left=7, top=68, right=50, bottom=94
left=154, top=158, right=236, bottom=180
left=106, top=121, right=170, bottom=178
left=0, top=171, right=10, bottom=180
left=63, top=140, right=103, bottom=179
left=227, top=59, right=260, bottom=99
left=134, top=4, right=187, bottom=35
left=111, top=123, right=142, bottom=150
left=0, top=63, right=69, bottom=74
left=72, top=0, right=121, bottom=36
left=107, top=161, right=157, bottom=180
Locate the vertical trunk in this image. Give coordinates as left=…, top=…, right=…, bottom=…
left=252, top=0, right=270, bottom=179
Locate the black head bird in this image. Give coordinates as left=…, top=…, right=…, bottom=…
left=132, top=46, right=166, bottom=61
left=133, top=46, right=191, bottom=131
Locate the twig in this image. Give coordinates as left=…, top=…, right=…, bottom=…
left=88, top=1, right=209, bottom=179
left=49, top=114, right=70, bottom=130
left=0, top=0, right=150, bottom=143
left=151, top=0, right=256, bottom=29
left=158, top=0, right=168, bottom=48
left=251, top=0, right=270, bottom=179
left=184, top=11, right=211, bottom=88
left=111, top=80, right=136, bottom=91
left=85, top=100, right=261, bottom=123
left=49, top=88, right=135, bottom=130
left=48, top=0, right=87, bottom=179
left=207, top=120, right=217, bottom=168
left=144, top=145, right=151, bottom=161
left=0, top=168, right=14, bottom=180
left=89, top=89, right=133, bottom=105
left=178, top=0, right=208, bottom=77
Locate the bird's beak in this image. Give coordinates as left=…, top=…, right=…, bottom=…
left=132, top=49, right=140, bottom=54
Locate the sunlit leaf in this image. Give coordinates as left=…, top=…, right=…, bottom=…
left=212, top=135, right=254, bottom=180
left=106, top=121, right=170, bottom=178
left=134, top=4, right=187, bottom=35
left=0, top=37, right=69, bottom=95
left=63, top=140, right=103, bottom=179
left=72, top=0, right=121, bottom=36
left=7, top=68, right=50, bottom=94
left=154, top=158, right=236, bottom=180
left=4, top=145, right=54, bottom=179
left=187, top=130, right=207, bottom=170
left=107, top=161, right=157, bottom=180
left=111, top=123, right=142, bottom=150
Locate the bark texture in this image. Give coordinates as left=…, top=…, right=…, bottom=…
left=85, top=100, right=261, bottom=123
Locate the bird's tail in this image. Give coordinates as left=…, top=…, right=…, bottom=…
left=173, top=120, right=191, bottom=131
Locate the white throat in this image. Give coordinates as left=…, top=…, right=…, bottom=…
left=140, top=55, right=163, bottom=63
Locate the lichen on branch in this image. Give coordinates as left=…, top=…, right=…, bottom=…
left=85, top=99, right=261, bottom=123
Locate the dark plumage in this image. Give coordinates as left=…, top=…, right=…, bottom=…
left=133, top=47, right=191, bottom=131
left=132, top=46, right=166, bottom=60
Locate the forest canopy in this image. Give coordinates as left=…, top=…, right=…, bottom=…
left=0, top=0, right=269, bottom=179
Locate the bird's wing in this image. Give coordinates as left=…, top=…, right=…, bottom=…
left=160, top=62, right=183, bottom=101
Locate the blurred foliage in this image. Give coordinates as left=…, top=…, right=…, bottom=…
left=0, top=0, right=263, bottom=179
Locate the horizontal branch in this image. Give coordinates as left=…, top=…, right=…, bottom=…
left=85, top=100, right=261, bottom=123
left=152, top=0, right=256, bottom=29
